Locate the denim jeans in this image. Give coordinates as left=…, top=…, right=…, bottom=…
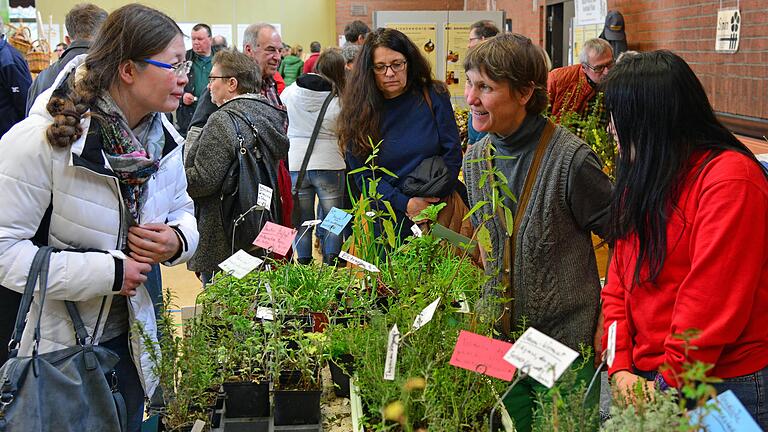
left=290, top=170, right=346, bottom=264
left=101, top=332, right=144, bottom=432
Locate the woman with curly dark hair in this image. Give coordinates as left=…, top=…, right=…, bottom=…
left=338, top=28, right=463, bottom=240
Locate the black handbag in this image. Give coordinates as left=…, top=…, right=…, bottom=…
left=220, top=110, right=280, bottom=255
left=291, top=88, right=336, bottom=228
left=0, top=246, right=126, bottom=432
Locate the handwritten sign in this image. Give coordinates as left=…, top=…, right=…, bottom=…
left=218, top=250, right=264, bottom=279
left=302, top=219, right=322, bottom=227
left=320, top=207, right=352, bottom=236
left=502, top=327, right=579, bottom=388
left=257, top=184, right=273, bottom=210
left=383, top=324, right=401, bottom=380
left=410, top=224, right=423, bottom=238
left=412, top=297, right=440, bottom=330
left=606, top=321, right=617, bottom=367
left=339, top=251, right=380, bottom=272
left=253, top=222, right=297, bottom=256
left=690, top=390, right=762, bottom=432
left=449, top=330, right=516, bottom=381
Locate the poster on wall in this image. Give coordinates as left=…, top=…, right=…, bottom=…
left=715, top=9, right=740, bottom=53
left=572, top=23, right=602, bottom=63
left=574, top=0, right=607, bottom=26
left=444, top=23, right=470, bottom=97
left=386, top=23, right=438, bottom=74
left=177, top=22, right=195, bottom=50
left=211, top=24, right=234, bottom=49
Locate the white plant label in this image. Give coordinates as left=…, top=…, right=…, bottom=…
left=502, top=327, right=579, bottom=388
left=217, top=250, right=263, bottom=279
left=383, top=324, right=401, bottom=381
left=365, top=211, right=376, bottom=217
left=412, top=297, right=441, bottom=331
left=410, top=224, right=423, bottom=237
left=606, top=321, right=617, bottom=367
left=257, top=184, right=273, bottom=210
left=190, top=420, right=206, bottom=432
left=457, top=293, right=470, bottom=313
left=255, top=306, right=274, bottom=321
left=339, top=251, right=380, bottom=272
left=302, top=219, right=322, bottom=227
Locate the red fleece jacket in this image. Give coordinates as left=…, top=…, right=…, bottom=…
left=602, top=150, right=768, bottom=386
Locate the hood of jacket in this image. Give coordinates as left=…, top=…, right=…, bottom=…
left=288, top=74, right=333, bottom=113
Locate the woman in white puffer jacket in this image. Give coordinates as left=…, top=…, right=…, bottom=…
left=282, top=48, right=347, bottom=265
left=0, top=5, right=198, bottom=432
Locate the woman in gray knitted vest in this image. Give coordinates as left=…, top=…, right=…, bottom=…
left=462, top=33, right=612, bottom=432
left=185, top=50, right=289, bottom=283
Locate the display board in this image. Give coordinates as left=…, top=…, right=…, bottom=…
left=374, top=10, right=505, bottom=106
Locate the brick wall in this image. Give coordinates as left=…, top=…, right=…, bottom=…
left=608, top=0, right=767, bottom=120
left=335, top=0, right=464, bottom=38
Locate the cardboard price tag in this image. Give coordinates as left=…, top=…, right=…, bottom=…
left=449, top=330, right=516, bottom=381
left=257, top=184, right=273, bottom=210
left=217, top=250, right=264, bottom=279
left=253, top=221, right=297, bottom=256
left=339, top=251, right=380, bottom=272
left=502, top=327, right=579, bottom=388
left=412, top=297, right=440, bottom=330
left=320, top=207, right=352, bottom=236
left=255, top=307, right=274, bottom=321
left=383, top=324, right=401, bottom=381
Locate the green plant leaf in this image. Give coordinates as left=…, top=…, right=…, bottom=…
left=464, top=200, right=488, bottom=221
left=347, top=166, right=367, bottom=175
left=477, top=224, right=492, bottom=253
left=382, top=219, right=397, bottom=248
left=504, top=207, right=514, bottom=236
left=378, top=167, right=399, bottom=178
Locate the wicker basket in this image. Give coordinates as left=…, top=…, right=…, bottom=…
left=6, top=24, right=33, bottom=54
left=27, top=40, right=52, bottom=73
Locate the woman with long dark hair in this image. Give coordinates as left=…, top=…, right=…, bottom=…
left=283, top=48, right=347, bottom=265
left=338, top=28, right=463, bottom=240
left=0, top=5, right=199, bottom=431
left=601, top=50, right=768, bottom=427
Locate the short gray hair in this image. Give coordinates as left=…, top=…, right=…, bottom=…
left=579, top=38, right=612, bottom=64
left=242, top=23, right=277, bottom=50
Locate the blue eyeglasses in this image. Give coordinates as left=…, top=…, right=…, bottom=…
left=141, top=59, right=192, bottom=77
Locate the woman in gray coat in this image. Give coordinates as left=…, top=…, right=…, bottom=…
left=185, top=50, right=289, bottom=282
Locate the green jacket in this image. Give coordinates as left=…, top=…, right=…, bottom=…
left=278, top=55, right=303, bottom=87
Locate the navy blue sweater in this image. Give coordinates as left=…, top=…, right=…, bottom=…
left=347, top=87, right=461, bottom=214
left=0, top=37, right=31, bottom=137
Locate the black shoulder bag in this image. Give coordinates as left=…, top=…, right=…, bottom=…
left=290, top=89, right=336, bottom=227
left=220, top=110, right=280, bottom=255
left=0, top=246, right=126, bottom=432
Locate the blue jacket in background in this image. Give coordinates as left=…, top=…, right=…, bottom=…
left=0, top=36, right=32, bottom=137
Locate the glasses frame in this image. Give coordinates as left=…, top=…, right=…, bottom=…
left=372, top=60, right=408, bottom=75
left=142, top=59, right=192, bottom=77
left=582, top=60, right=614, bottom=74
left=208, top=75, right=234, bottom=83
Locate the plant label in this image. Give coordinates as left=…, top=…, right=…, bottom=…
left=410, top=224, right=423, bottom=238
left=449, top=330, right=516, bottom=381
left=432, top=223, right=477, bottom=251
left=689, top=390, right=762, bottom=432
left=339, top=251, right=380, bottom=273
left=190, top=420, right=206, bottom=432
left=255, top=306, right=274, bottom=321
left=412, top=297, right=441, bottom=330
left=320, top=207, right=353, bottom=236
left=457, top=293, right=470, bottom=313
left=253, top=221, right=296, bottom=256
left=365, top=211, right=376, bottom=217
left=383, top=324, right=400, bottom=381
left=302, top=219, right=322, bottom=227
left=257, top=184, right=272, bottom=210
left=502, top=327, right=579, bottom=388
left=217, top=250, right=264, bottom=279
left=606, top=321, right=617, bottom=367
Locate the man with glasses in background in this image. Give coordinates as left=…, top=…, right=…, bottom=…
left=548, top=38, right=614, bottom=132
left=176, top=23, right=218, bottom=136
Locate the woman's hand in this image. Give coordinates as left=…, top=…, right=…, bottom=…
left=406, top=197, right=440, bottom=219
left=612, top=370, right=655, bottom=403
left=127, top=224, right=181, bottom=264
left=120, top=258, right=152, bottom=297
